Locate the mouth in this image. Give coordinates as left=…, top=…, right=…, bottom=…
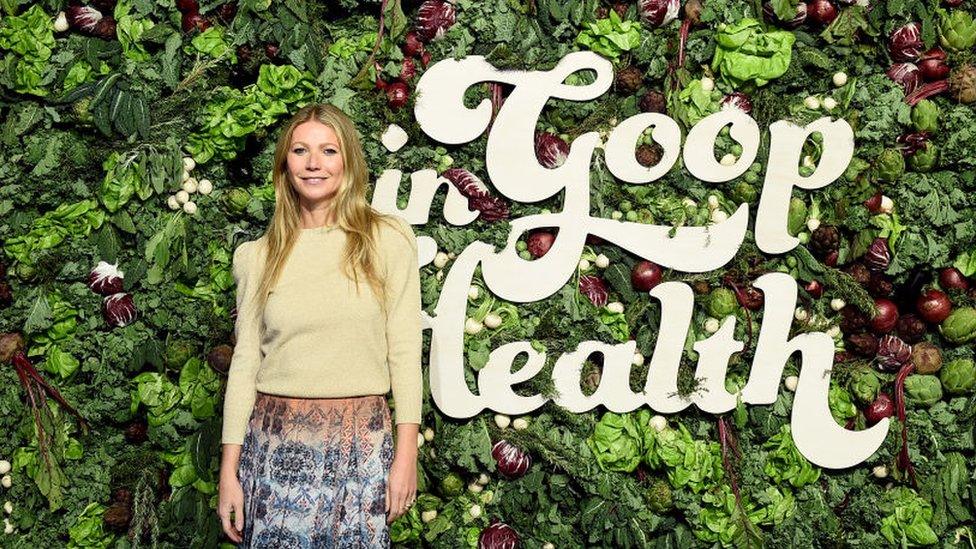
left=301, top=176, right=328, bottom=185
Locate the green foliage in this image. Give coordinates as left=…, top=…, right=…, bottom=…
left=2, top=1, right=976, bottom=546
left=0, top=4, right=55, bottom=96
left=575, top=10, right=641, bottom=61
left=711, top=18, right=796, bottom=88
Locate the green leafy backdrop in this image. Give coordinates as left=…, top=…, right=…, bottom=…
left=0, top=0, right=974, bottom=547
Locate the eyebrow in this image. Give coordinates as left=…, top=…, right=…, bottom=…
left=291, top=141, right=340, bottom=148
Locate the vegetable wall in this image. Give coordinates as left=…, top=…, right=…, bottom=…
left=1, top=0, right=975, bottom=547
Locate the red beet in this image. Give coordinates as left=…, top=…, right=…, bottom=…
left=806, top=0, right=837, bottom=25
left=869, top=298, right=899, bottom=334
left=527, top=231, right=555, bottom=258
left=863, top=393, right=894, bottom=426
left=804, top=279, right=824, bottom=298
left=175, top=0, right=199, bottom=13
left=939, top=267, right=970, bottom=291
left=386, top=81, right=410, bottom=109
left=918, top=48, right=950, bottom=81
left=403, top=31, right=425, bottom=57
left=181, top=12, right=210, bottom=33
left=401, top=57, right=417, bottom=81
left=631, top=260, right=663, bottom=291
left=915, top=288, right=952, bottom=324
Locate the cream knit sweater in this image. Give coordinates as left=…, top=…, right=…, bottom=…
left=221, top=216, right=423, bottom=444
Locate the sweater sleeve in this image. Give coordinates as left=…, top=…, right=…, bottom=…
left=221, top=240, right=264, bottom=445
left=383, top=217, right=424, bottom=425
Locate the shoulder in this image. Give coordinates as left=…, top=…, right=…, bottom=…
left=375, top=214, right=417, bottom=251
left=232, top=235, right=267, bottom=277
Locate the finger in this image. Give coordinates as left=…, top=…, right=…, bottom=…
left=220, top=512, right=233, bottom=540
left=234, top=503, right=244, bottom=532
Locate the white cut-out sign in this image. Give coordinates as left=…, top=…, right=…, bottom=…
left=371, top=51, right=880, bottom=469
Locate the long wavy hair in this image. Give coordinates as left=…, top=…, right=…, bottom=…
left=249, top=103, right=408, bottom=313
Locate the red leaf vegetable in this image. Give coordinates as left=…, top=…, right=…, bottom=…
left=893, top=361, right=918, bottom=487
left=478, top=518, right=520, bottom=549
left=889, top=22, right=923, bottom=62
left=491, top=440, right=532, bottom=479
left=88, top=261, right=125, bottom=295
left=103, top=293, right=138, bottom=328
left=0, top=333, right=90, bottom=496
left=579, top=275, right=610, bottom=307
left=535, top=132, right=569, bottom=169
left=415, top=0, right=456, bottom=42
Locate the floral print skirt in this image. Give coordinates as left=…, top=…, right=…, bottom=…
left=238, top=392, right=394, bottom=548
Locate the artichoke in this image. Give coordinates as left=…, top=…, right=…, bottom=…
left=939, top=10, right=976, bottom=52
left=439, top=472, right=464, bottom=497
left=828, top=385, right=857, bottom=424
left=850, top=369, right=881, bottom=405
left=874, top=148, right=905, bottom=182
left=939, top=306, right=976, bottom=344
left=940, top=358, right=975, bottom=395
left=910, top=100, right=939, bottom=133
left=908, top=142, right=938, bottom=172
left=731, top=181, right=757, bottom=204
left=707, top=287, right=738, bottom=318
left=222, top=188, right=252, bottom=215
left=904, top=374, right=943, bottom=406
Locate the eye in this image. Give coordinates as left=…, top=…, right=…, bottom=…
left=292, top=147, right=306, bottom=153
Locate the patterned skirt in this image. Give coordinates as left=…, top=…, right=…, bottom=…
left=238, top=392, right=394, bottom=548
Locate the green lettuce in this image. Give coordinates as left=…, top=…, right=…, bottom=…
left=711, top=18, right=795, bottom=87
left=645, top=422, right=724, bottom=493
left=0, top=4, right=55, bottom=96
left=587, top=410, right=648, bottom=473
left=762, top=425, right=820, bottom=488
left=67, top=502, right=115, bottom=549
left=114, top=0, right=155, bottom=63
left=879, top=487, right=939, bottom=546
left=575, top=10, right=641, bottom=61
left=187, top=26, right=237, bottom=62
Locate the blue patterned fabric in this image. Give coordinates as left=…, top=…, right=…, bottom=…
left=238, top=392, right=394, bottom=548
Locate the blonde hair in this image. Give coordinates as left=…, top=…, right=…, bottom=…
left=249, top=102, right=409, bottom=313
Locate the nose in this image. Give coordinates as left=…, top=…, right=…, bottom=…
left=305, top=150, right=322, bottom=170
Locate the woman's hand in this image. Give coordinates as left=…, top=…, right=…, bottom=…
left=386, top=453, right=417, bottom=524
left=386, top=422, right=420, bottom=524
left=218, top=473, right=245, bottom=543
left=218, top=444, right=245, bottom=543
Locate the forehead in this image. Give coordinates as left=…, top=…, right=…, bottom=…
left=291, top=120, right=340, bottom=144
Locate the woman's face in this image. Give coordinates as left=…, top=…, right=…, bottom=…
left=286, top=120, right=345, bottom=209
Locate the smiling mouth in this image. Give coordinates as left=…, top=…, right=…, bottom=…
left=301, top=177, right=328, bottom=184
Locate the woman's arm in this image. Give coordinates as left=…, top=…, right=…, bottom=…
left=394, top=422, right=420, bottom=459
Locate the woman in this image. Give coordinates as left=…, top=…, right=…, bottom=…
left=216, top=103, right=423, bottom=547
